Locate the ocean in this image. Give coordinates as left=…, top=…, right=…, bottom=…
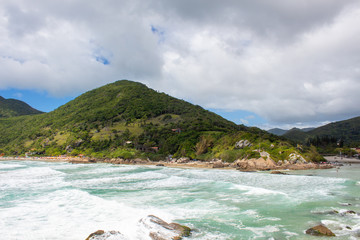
left=0, top=160, right=359, bottom=239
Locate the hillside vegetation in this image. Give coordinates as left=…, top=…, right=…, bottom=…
left=283, top=117, right=360, bottom=154
left=0, top=96, right=42, bottom=118
left=0, top=80, right=320, bottom=162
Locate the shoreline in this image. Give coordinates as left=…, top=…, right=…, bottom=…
left=0, top=156, right=336, bottom=172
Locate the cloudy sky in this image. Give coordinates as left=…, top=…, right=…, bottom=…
left=1, top=0, right=359, bottom=129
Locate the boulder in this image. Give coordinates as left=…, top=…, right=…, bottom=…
left=139, top=215, right=191, bottom=240
left=235, top=140, right=252, bottom=149
left=176, top=157, right=190, bottom=164
left=305, top=224, right=335, bottom=237
left=85, top=230, right=126, bottom=240
left=288, top=153, right=307, bottom=164
left=212, top=160, right=224, bottom=168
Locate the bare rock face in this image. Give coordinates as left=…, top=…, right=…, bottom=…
left=288, top=153, right=307, bottom=164
left=305, top=224, right=335, bottom=237
left=85, top=230, right=126, bottom=240
left=234, top=140, right=252, bottom=149
left=139, top=215, right=191, bottom=240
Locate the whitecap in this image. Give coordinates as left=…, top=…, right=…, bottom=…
left=0, top=163, right=25, bottom=170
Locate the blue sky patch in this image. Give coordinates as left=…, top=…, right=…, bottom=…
left=95, top=55, right=110, bottom=65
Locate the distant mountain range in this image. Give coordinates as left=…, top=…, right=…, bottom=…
left=0, top=96, right=42, bottom=118
left=268, top=127, right=315, bottom=136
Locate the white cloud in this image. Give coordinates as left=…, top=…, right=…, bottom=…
left=0, top=0, right=359, bottom=126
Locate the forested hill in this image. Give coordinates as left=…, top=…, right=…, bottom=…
left=283, top=116, right=360, bottom=151
left=0, top=80, right=320, bottom=162
left=0, top=96, right=42, bottom=118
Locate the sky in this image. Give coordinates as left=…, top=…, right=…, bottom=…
left=1, top=0, right=360, bottom=130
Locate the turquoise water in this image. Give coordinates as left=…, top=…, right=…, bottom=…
left=0, top=160, right=359, bottom=239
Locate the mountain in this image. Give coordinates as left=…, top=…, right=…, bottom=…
left=268, top=127, right=315, bottom=136
left=283, top=116, right=360, bottom=151
left=0, top=80, right=321, bottom=162
left=267, top=128, right=288, bottom=136
left=0, top=96, right=42, bottom=118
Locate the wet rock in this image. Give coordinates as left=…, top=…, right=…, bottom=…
left=85, top=230, right=126, bottom=240
left=156, top=164, right=165, bottom=166
left=344, top=210, right=356, bottom=215
left=140, top=215, right=191, bottom=240
left=270, top=171, right=288, bottom=175
left=306, top=224, right=335, bottom=237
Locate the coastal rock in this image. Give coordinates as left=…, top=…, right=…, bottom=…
left=270, top=171, right=288, bottom=175
left=288, top=153, right=307, bottom=164
left=235, top=140, right=251, bottom=149
left=176, top=157, right=190, bottom=164
left=212, top=160, right=224, bottom=168
left=305, top=224, right=335, bottom=237
left=139, top=215, right=191, bottom=240
left=233, top=158, right=277, bottom=171
left=85, top=230, right=126, bottom=240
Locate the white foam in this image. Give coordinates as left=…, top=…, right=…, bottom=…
left=0, top=162, right=25, bottom=169
left=239, top=225, right=280, bottom=237
left=0, top=166, right=68, bottom=191
left=233, top=184, right=288, bottom=197
left=0, top=188, right=176, bottom=240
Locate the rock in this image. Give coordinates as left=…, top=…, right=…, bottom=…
left=270, top=171, right=288, bottom=175
left=235, top=140, right=252, bottom=149
left=212, top=160, right=224, bottom=168
left=140, top=215, right=191, bottom=240
left=343, top=210, right=356, bottom=215
left=85, top=230, right=126, bottom=240
left=176, top=157, right=190, bottom=163
left=306, top=224, right=335, bottom=237
left=288, top=153, right=307, bottom=164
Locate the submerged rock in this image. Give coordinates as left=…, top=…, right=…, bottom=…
left=270, top=171, right=288, bottom=175
left=85, top=230, right=126, bottom=240
left=140, top=215, right=191, bottom=240
left=306, top=224, right=335, bottom=237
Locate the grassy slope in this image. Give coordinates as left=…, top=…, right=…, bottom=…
left=0, top=80, right=318, bottom=162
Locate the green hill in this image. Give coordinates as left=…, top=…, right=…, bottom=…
left=0, top=96, right=42, bottom=118
left=0, top=80, right=320, bottom=162
left=283, top=116, right=360, bottom=153
left=283, top=128, right=311, bottom=142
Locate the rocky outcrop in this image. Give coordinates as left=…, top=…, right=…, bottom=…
left=85, top=230, right=126, bottom=240
left=175, top=157, right=190, bottom=164
left=102, top=158, right=150, bottom=165
left=288, top=153, right=307, bottom=164
left=232, top=157, right=277, bottom=171
left=234, top=140, right=252, bottom=149
left=212, top=160, right=225, bottom=168
left=305, top=224, right=335, bottom=237
left=139, top=215, right=191, bottom=240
